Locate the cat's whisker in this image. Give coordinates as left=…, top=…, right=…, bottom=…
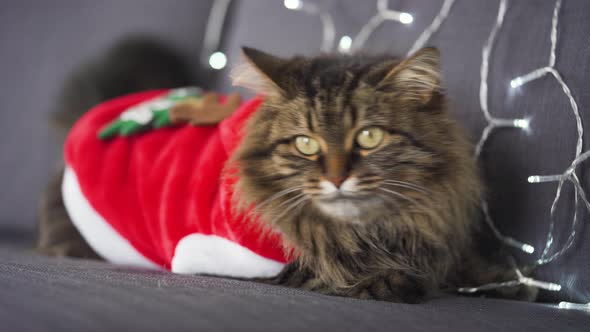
left=358, top=176, right=383, bottom=181
left=253, top=172, right=302, bottom=181
left=256, top=185, right=305, bottom=210
left=376, top=191, right=401, bottom=209
left=354, top=180, right=380, bottom=187
left=355, top=176, right=383, bottom=184
left=379, top=187, right=428, bottom=213
left=274, top=192, right=307, bottom=210
left=268, top=196, right=309, bottom=225
left=353, top=184, right=381, bottom=191
left=383, top=179, right=428, bottom=190
left=382, top=180, right=430, bottom=194
left=382, top=183, right=429, bottom=195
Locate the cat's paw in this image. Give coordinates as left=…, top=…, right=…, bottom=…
left=344, top=272, right=429, bottom=303
left=489, top=283, right=539, bottom=302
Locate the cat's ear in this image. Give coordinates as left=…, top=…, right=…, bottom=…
left=231, top=47, right=289, bottom=98
left=377, top=47, right=441, bottom=105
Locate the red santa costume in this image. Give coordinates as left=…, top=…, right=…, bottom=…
left=62, top=88, right=289, bottom=277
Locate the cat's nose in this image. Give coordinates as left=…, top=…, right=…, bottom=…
left=327, top=175, right=345, bottom=188
left=324, top=152, right=348, bottom=188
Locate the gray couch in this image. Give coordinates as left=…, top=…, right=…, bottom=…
left=1, top=0, right=590, bottom=331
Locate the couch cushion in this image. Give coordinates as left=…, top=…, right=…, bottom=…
left=0, top=245, right=589, bottom=332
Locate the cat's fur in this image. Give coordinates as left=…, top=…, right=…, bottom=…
left=231, top=47, right=531, bottom=302
left=38, top=42, right=533, bottom=303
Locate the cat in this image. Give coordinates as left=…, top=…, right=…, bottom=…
left=230, top=47, right=530, bottom=302
left=38, top=42, right=534, bottom=303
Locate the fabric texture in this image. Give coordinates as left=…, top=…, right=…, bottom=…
left=0, top=244, right=589, bottom=332
left=63, top=90, right=288, bottom=274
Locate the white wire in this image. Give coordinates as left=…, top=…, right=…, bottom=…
left=200, top=0, right=233, bottom=66
left=352, top=12, right=387, bottom=51
left=458, top=257, right=562, bottom=294
left=351, top=0, right=411, bottom=52
left=549, top=0, right=561, bottom=67
left=285, top=0, right=336, bottom=52
left=407, top=0, right=455, bottom=56
left=479, top=0, right=507, bottom=122
left=319, top=12, right=336, bottom=52
left=475, top=0, right=534, bottom=253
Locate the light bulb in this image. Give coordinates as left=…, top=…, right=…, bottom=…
left=338, top=35, right=352, bottom=53
left=399, top=12, right=414, bottom=24
left=284, top=0, right=302, bottom=10
left=513, top=118, right=530, bottom=129
left=208, top=52, right=227, bottom=70
left=510, top=78, right=523, bottom=88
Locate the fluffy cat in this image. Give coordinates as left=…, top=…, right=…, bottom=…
left=232, top=47, right=528, bottom=302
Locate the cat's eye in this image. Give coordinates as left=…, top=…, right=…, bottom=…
left=356, top=127, right=385, bottom=149
left=294, top=136, right=320, bottom=156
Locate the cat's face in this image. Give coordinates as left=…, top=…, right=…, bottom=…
left=233, top=47, right=461, bottom=225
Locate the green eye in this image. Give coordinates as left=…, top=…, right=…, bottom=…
left=294, top=136, right=320, bottom=156
left=356, top=127, right=385, bottom=149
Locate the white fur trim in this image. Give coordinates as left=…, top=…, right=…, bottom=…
left=171, top=233, right=285, bottom=278
left=62, top=166, right=160, bottom=270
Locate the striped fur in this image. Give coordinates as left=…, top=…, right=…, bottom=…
left=232, top=47, right=534, bottom=303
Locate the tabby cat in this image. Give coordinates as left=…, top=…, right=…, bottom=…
left=231, top=47, right=529, bottom=302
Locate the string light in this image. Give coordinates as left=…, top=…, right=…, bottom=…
left=558, top=301, right=590, bottom=311
left=351, top=0, right=413, bottom=51
left=338, top=35, right=353, bottom=53
left=283, top=0, right=454, bottom=56
left=284, top=0, right=302, bottom=10
left=283, top=0, right=335, bottom=52
left=407, top=0, right=455, bottom=56
left=399, top=13, right=414, bottom=25
left=508, top=0, right=589, bottom=270
left=458, top=260, right=561, bottom=293
left=209, top=51, right=227, bottom=70
left=200, top=0, right=232, bottom=69
left=529, top=151, right=590, bottom=266
left=474, top=0, right=534, bottom=253
left=461, top=0, right=590, bottom=305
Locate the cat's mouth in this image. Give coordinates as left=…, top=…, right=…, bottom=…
left=306, top=179, right=383, bottom=220
left=314, top=193, right=377, bottom=220
left=318, top=192, right=365, bottom=203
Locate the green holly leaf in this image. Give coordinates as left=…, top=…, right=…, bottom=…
left=119, top=121, right=146, bottom=136
left=97, top=87, right=201, bottom=140
left=98, top=121, right=124, bottom=140
left=152, top=109, right=171, bottom=128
